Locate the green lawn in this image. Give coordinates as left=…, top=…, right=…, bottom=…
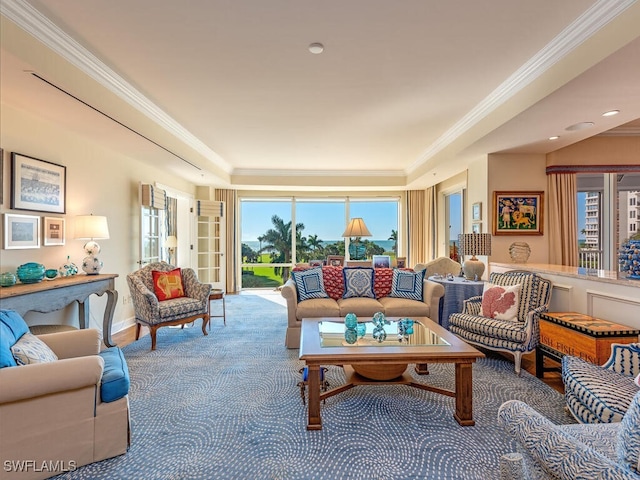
left=242, top=254, right=285, bottom=287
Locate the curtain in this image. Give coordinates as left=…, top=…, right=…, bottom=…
left=547, top=173, right=578, bottom=266
left=165, top=196, right=177, bottom=237
left=426, top=186, right=436, bottom=260
left=215, top=189, right=238, bottom=293
left=140, top=184, right=166, bottom=209
left=407, top=190, right=426, bottom=267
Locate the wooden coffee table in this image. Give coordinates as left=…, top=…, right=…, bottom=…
left=299, top=316, right=484, bottom=430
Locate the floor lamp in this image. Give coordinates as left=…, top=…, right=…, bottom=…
left=459, top=233, right=492, bottom=280
left=342, top=218, right=372, bottom=260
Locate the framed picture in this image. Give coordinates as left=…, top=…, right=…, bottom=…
left=43, top=216, right=65, bottom=246
left=396, top=257, right=407, bottom=268
left=309, top=259, right=324, bottom=267
left=472, top=223, right=481, bottom=234
left=11, top=153, right=66, bottom=214
left=4, top=213, right=40, bottom=249
left=372, top=255, right=391, bottom=268
left=326, top=255, right=344, bottom=267
left=0, top=148, right=4, bottom=205
left=493, top=191, right=544, bottom=235
left=472, top=202, right=481, bottom=221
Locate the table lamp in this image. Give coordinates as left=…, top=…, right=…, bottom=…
left=75, top=214, right=110, bottom=275
left=342, top=218, right=372, bottom=260
left=459, top=233, right=491, bottom=280
left=166, top=235, right=177, bottom=265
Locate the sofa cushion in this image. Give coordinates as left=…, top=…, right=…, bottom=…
left=291, top=267, right=328, bottom=301
left=378, top=297, right=431, bottom=318
left=322, top=266, right=344, bottom=300
left=11, top=333, right=58, bottom=365
left=99, top=347, right=130, bottom=403
left=152, top=267, right=185, bottom=301
left=481, top=282, right=521, bottom=321
left=338, top=298, right=385, bottom=317
left=373, top=268, right=394, bottom=298
left=617, top=390, right=640, bottom=472
left=296, top=298, right=340, bottom=320
left=0, top=309, right=30, bottom=368
left=389, top=269, right=425, bottom=301
left=343, top=267, right=375, bottom=299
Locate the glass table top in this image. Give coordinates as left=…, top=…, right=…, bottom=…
left=318, top=318, right=450, bottom=348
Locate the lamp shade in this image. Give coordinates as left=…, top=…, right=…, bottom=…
left=342, top=218, right=372, bottom=238
left=459, top=233, right=491, bottom=258
left=165, top=235, right=177, bottom=248
left=75, top=215, right=110, bottom=240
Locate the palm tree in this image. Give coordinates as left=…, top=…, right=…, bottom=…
left=389, top=229, right=398, bottom=255
left=259, top=215, right=304, bottom=279
left=307, top=234, right=324, bottom=259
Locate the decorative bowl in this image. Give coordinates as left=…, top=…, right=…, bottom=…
left=0, top=272, right=17, bottom=287
left=45, top=268, right=59, bottom=279
left=16, top=262, right=46, bottom=284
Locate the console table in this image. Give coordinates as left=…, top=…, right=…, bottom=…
left=0, top=274, right=119, bottom=347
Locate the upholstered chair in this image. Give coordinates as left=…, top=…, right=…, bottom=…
left=126, top=262, right=211, bottom=350
left=414, top=256, right=462, bottom=278
left=562, top=343, right=640, bottom=423
left=448, top=271, right=552, bottom=375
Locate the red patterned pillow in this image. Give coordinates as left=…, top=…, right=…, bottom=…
left=152, top=268, right=185, bottom=301
left=481, top=283, right=521, bottom=321
left=321, top=266, right=344, bottom=300
left=373, top=268, right=394, bottom=298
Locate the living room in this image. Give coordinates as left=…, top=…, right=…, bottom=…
left=1, top=2, right=640, bottom=479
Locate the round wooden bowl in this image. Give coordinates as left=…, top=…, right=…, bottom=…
left=351, top=364, right=408, bottom=381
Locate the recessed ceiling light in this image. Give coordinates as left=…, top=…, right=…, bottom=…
left=565, top=122, right=595, bottom=131
left=308, top=43, right=324, bottom=54
left=602, top=110, right=620, bottom=117
left=548, top=136, right=560, bottom=140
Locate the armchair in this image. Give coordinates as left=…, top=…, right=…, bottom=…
left=449, top=271, right=552, bottom=374
left=0, top=310, right=130, bottom=480
left=497, top=391, right=640, bottom=480
left=414, top=256, right=462, bottom=278
left=127, top=262, right=211, bottom=350
left=562, top=343, right=640, bottom=423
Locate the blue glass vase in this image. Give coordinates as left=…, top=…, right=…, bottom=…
left=16, top=263, right=45, bottom=284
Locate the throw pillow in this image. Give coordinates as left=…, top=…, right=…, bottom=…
left=0, top=309, right=30, bottom=368
left=152, top=268, right=185, bottom=301
left=322, top=266, right=344, bottom=300
left=10, top=333, right=58, bottom=365
left=373, top=268, right=394, bottom=298
left=389, top=269, right=425, bottom=301
left=481, top=283, right=521, bottom=321
left=291, top=267, right=329, bottom=302
left=617, top=390, right=640, bottom=472
left=343, top=267, right=375, bottom=299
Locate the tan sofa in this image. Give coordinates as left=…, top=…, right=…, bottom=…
left=281, top=267, right=444, bottom=348
left=0, top=328, right=130, bottom=480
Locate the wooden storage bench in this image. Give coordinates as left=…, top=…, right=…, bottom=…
left=536, top=312, right=640, bottom=378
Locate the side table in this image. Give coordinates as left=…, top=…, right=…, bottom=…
left=428, top=276, right=484, bottom=329
left=208, top=289, right=226, bottom=329
left=536, top=312, right=640, bottom=378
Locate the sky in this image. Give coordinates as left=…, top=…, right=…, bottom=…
left=241, top=200, right=399, bottom=242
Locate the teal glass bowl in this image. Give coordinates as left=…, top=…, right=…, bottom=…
left=0, top=272, right=17, bottom=287
left=45, top=268, right=59, bottom=279
left=16, top=262, right=46, bottom=284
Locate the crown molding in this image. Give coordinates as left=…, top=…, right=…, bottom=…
left=0, top=0, right=230, bottom=173
left=408, top=0, right=637, bottom=173
left=232, top=168, right=405, bottom=178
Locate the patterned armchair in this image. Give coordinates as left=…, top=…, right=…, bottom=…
left=497, top=391, right=640, bottom=480
left=562, top=343, right=640, bottom=423
left=127, top=262, right=211, bottom=350
left=449, top=271, right=552, bottom=375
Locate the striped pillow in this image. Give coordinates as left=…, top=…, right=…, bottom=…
left=389, top=269, right=425, bottom=301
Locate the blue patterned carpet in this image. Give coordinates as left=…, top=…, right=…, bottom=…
left=54, top=294, right=573, bottom=480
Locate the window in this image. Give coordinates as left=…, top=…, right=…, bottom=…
left=444, top=190, right=463, bottom=262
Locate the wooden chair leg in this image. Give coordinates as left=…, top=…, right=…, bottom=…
left=150, top=326, right=158, bottom=350
left=201, top=315, right=209, bottom=336
left=135, top=322, right=142, bottom=340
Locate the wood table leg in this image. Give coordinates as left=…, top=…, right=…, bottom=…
left=306, top=364, right=322, bottom=430
left=415, top=363, right=429, bottom=375
left=453, top=362, right=475, bottom=426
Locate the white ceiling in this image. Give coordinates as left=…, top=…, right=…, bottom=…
left=1, top=0, right=639, bottom=190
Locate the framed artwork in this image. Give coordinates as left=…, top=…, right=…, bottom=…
left=472, top=202, right=481, bottom=221
left=11, top=153, right=66, bottom=214
left=396, top=257, right=407, bottom=268
left=326, top=255, right=344, bottom=267
left=472, top=223, right=481, bottom=234
left=43, top=216, right=65, bottom=246
left=4, top=213, right=40, bottom=249
left=372, top=255, right=391, bottom=268
left=493, top=191, right=544, bottom=235
left=0, top=148, right=4, bottom=205
left=309, top=259, right=323, bottom=267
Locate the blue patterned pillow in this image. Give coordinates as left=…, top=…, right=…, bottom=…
left=617, top=390, right=640, bottom=472
left=291, top=267, right=329, bottom=302
left=10, top=333, right=58, bottom=365
left=389, top=269, right=425, bottom=301
left=343, top=268, right=375, bottom=299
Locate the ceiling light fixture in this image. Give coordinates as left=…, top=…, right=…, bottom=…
left=308, top=42, right=324, bottom=54
left=602, top=110, right=620, bottom=117
left=565, top=122, right=595, bottom=131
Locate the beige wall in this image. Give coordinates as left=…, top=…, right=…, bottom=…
left=0, top=103, right=195, bottom=331
left=547, top=136, right=640, bottom=167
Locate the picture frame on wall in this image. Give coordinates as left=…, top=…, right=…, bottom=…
left=11, top=152, right=66, bottom=214
left=43, top=216, right=65, bottom=246
left=472, top=202, right=481, bottom=221
left=4, top=213, right=40, bottom=249
left=0, top=148, right=4, bottom=205
left=493, top=191, right=544, bottom=235
left=472, top=223, right=481, bottom=234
